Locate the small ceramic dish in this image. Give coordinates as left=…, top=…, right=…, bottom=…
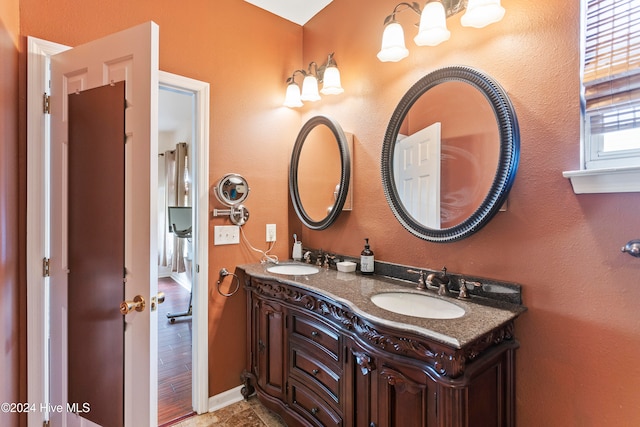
left=336, top=261, right=357, bottom=273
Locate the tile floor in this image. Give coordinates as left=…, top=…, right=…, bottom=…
left=170, top=397, right=287, bottom=427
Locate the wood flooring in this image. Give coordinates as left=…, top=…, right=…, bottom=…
left=158, top=277, right=194, bottom=426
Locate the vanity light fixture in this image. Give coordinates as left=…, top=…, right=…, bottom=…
left=461, top=0, right=505, bottom=28
left=284, top=53, right=344, bottom=108
left=377, top=0, right=506, bottom=62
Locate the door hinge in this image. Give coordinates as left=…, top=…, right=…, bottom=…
left=43, top=93, right=51, bottom=114
left=43, top=257, right=50, bottom=277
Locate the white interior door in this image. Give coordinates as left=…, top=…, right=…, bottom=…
left=49, top=21, right=159, bottom=427
left=394, top=122, right=441, bottom=228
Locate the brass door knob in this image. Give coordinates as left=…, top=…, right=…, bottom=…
left=151, top=292, right=165, bottom=311
left=120, top=295, right=145, bottom=315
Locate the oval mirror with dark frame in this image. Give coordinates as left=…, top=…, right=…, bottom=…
left=290, top=115, right=351, bottom=230
left=381, top=66, right=519, bottom=242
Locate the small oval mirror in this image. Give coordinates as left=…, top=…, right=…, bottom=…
left=213, top=173, right=250, bottom=207
left=290, top=116, right=351, bottom=230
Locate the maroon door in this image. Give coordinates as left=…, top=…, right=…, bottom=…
left=67, top=81, right=125, bottom=427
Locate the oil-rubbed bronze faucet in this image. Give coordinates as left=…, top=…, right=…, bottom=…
left=303, top=251, right=312, bottom=264
left=407, top=269, right=427, bottom=290
left=427, top=267, right=450, bottom=296
left=457, top=278, right=482, bottom=299
left=323, top=253, right=335, bottom=269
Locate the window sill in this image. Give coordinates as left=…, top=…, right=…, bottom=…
left=562, top=166, right=640, bottom=194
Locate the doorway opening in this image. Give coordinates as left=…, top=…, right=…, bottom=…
left=157, top=85, right=196, bottom=425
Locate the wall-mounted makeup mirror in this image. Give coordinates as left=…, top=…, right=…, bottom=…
left=212, top=173, right=250, bottom=225
left=381, top=66, right=519, bottom=242
left=290, top=115, right=352, bottom=230
left=213, top=173, right=250, bottom=206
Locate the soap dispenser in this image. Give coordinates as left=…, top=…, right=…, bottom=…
left=360, top=238, right=374, bottom=275
left=292, top=234, right=303, bottom=261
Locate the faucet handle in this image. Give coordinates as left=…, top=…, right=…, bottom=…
left=323, top=253, right=335, bottom=269
left=407, top=269, right=427, bottom=290
left=458, top=278, right=482, bottom=299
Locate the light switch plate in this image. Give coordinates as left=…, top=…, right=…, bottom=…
left=214, top=225, right=240, bottom=245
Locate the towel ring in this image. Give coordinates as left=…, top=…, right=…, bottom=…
left=217, top=268, right=240, bottom=297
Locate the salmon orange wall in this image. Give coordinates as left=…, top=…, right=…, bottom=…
left=19, top=0, right=301, bottom=398
left=0, top=0, right=21, bottom=424
left=16, top=0, right=640, bottom=424
left=299, top=0, right=640, bottom=425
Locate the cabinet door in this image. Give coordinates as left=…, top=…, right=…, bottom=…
left=255, top=299, right=287, bottom=400
left=376, top=363, right=437, bottom=427
left=346, top=346, right=377, bottom=427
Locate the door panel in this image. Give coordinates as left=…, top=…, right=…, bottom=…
left=394, top=122, right=441, bottom=228
left=50, top=22, right=159, bottom=427
left=67, top=82, right=125, bottom=427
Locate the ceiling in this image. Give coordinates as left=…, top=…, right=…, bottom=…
left=244, top=0, right=333, bottom=26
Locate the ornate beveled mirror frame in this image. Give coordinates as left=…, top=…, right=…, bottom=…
left=381, top=66, right=520, bottom=242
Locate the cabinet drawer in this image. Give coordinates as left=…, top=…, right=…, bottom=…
left=290, top=379, right=343, bottom=427
left=291, top=346, right=341, bottom=403
left=290, top=312, right=341, bottom=361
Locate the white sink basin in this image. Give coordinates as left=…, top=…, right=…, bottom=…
left=370, top=292, right=465, bottom=319
left=267, top=264, right=320, bottom=275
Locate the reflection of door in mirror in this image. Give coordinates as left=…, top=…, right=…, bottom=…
left=393, top=123, right=441, bottom=228
left=297, top=124, right=342, bottom=221
left=400, top=81, right=499, bottom=229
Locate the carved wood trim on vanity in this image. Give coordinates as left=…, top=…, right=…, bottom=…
left=248, top=277, right=514, bottom=379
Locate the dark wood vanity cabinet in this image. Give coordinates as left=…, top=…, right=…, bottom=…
left=242, top=275, right=518, bottom=427
left=347, top=340, right=439, bottom=427
left=251, top=298, right=287, bottom=402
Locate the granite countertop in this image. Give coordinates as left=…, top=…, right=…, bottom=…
left=239, top=262, right=526, bottom=349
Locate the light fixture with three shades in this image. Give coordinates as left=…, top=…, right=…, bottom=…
left=377, top=0, right=506, bottom=62
left=284, top=52, right=344, bottom=108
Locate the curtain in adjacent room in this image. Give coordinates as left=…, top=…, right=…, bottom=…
left=159, top=142, right=189, bottom=272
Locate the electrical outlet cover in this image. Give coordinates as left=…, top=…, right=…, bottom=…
left=266, top=224, right=276, bottom=242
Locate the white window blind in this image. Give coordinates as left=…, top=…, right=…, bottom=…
left=584, top=0, right=640, bottom=136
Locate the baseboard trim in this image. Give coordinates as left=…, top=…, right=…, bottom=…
left=208, top=385, right=244, bottom=412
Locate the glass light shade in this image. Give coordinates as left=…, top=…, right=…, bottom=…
left=320, top=66, right=344, bottom=95
left=377, top=21, right=409, bottom=62
left=414, top=1, right=451, bottom=46
left=283, top=82, right=303, bottom=108
left=461, top=0, right=505, bottom=28
left=300, top=75, right=321, bottom=102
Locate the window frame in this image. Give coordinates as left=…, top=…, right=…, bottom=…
left=564, top=0, right=640, bottom=193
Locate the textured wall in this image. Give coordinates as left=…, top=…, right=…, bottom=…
left=19, top=0, right=300, bottom=398
left=16, top=0, right=640, bottom=424
left=300, top=0, right=640, bottom=425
